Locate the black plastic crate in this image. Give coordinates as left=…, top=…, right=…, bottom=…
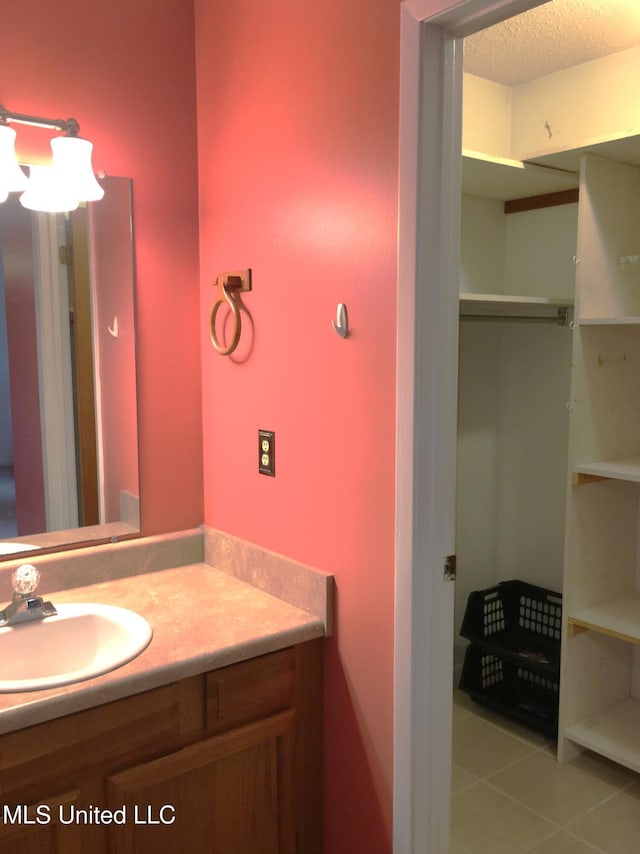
left=459, top=644, right=559, bottom=736
left=460, top=580, right=562, bottom=675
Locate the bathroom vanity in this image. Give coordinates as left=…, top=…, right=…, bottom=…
left=0, top=552, right=328, bottom=854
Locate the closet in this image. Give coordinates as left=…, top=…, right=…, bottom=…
left=455, top=3, right=640, bottom=772
left=457, top=43, right=640, bottom=768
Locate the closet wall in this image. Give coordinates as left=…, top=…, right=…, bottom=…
left=455, top=194, right=576, bottom=651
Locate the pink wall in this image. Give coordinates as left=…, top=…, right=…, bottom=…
left=4, top=0, right=203, bottom=537
left=195, top=1, right=399, bottom=850
left=7, top=0, right=404, bottom=847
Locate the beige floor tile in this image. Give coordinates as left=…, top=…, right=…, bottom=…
left=526, top=830, right=607, bottom=853
left=488, top=751, right=617, bottom=825
left=453, top=714, right=536, bottom=779
left=453, top=701, right=474, bottom=725
left=476, top=705, right=553, bottom=749
left=568, top=790, right=640, bottom=854
left=454, top=688, right=479, bottom=715
left=452, top=692, right=636, bottom=854
left=623, top=779, right=640, bottom=799
left=452, top=762, right=479, bottom=794
left=451, top=782, right=556, bottom=854
left=542, top=741, right=560, bottom=758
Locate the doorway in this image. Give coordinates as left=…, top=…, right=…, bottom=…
left=395, top=0, right=640, bottom=851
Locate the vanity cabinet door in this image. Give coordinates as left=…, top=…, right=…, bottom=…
left=107, top=710, right=296, bottom=854
left=0, top=791, right=83, bottom=854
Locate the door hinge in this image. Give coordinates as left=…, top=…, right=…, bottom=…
left=444, top=554, right=456, bottom=581
left=59, top=244, right=73, bottom=266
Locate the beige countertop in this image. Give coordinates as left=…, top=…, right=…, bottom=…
left=0, top=563, right=325, bottom=735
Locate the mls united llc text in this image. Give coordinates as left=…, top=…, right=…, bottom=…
left=2, top=804, right=176, bottom=826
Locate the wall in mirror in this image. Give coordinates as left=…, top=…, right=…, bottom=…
left=0, top=175, right=140, bottom=558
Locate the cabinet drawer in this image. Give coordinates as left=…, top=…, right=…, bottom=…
left=206, top=648, right=295, bottom=732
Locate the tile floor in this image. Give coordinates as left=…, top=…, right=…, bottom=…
left=451, top=689, right=640, bottom=853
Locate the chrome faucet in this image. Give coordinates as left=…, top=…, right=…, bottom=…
left=0, top=565, right=57, bottom=627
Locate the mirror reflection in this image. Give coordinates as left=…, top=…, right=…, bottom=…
left=0, top=176, right=139, bottom=557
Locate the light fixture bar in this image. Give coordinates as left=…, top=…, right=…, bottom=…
left=0, top=103, right=103, bottom=212
left=0, top=105, right=79, bottom=137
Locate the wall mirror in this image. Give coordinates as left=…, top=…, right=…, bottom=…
left=0, top=175, right=140, bottom=558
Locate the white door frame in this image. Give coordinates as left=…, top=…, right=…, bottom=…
left=32, top=212, right=79, bottom=531
left=394, top=1, right=549, bottom=851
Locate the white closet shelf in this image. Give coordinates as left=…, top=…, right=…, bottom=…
left=569, top=595, right=640, bottom=643
left=565, top=697, right=640, bottom=774
left=573, top=456, right=640, bottom=485
left=462, top=149, right=578, bottom=200
left=460, top=293, right=573, bottom=324
left=524, top=130, right=640, bottom=176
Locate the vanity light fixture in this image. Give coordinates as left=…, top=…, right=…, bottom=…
left=0, top=104, right=104, bottom=213
left=0, top=124, right=29, bottom=202
left=19, top=163, right=80, bottom=213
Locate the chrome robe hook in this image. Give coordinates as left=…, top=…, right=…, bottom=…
left=332, top=303, right=349, bottom=338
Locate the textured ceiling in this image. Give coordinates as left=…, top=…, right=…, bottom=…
left=464, top=0, right=640, bottom=85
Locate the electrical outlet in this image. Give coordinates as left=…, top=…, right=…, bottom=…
left=258, top=430, right=275, bottom=476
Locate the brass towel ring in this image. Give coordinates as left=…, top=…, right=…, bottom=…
left=209, top=269, right=252, bottom=356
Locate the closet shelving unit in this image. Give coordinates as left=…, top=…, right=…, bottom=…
left=558, top=148, right=640, bottom=773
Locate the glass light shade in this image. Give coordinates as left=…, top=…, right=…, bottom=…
left=20, top=164, right=79, bottom=213
left=50, top=136, right=104, bottom=202
left=0, top=124, right=29, bottom=193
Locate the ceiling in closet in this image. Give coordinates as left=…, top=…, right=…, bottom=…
left=464, top=0, right=640, bottom=85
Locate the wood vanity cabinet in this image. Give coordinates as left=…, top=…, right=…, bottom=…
left=0, top=640, right=323, bottom=854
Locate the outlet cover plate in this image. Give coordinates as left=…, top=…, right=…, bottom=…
left=258, top=429, right=275, bottom=476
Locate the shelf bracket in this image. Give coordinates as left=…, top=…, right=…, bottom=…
left=568, top=621, right=589, bottom=637
left=572, top=472, right=611, bottom=487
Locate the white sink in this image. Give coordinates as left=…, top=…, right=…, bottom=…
left=0, top=603, right=152, bottom=692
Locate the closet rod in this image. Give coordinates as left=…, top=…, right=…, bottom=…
left=460, top=308, right=570, bottom=327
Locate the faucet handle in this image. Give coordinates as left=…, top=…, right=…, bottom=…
left=12, top=564, right=41, bottom=596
